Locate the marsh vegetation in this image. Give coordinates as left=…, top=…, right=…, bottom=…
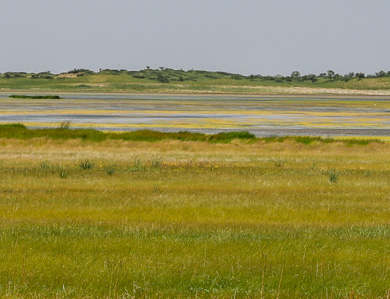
left=0, top=124, right=382, bottom=145
left=9, top=95, right=61, bottom=99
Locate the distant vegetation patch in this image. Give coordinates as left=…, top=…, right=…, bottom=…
left=208, top=131, right=256, bottom=143
left=0, top=124, right=383, bottom=145
left=9, top=95, right=61, bottom=99
left=262, top=135, right=383, bottom=145
left=0, top=124, right=255, bottom=143
left=75, top=84, right=92, bottom=89
left=264, top=136, right=334, bottom=144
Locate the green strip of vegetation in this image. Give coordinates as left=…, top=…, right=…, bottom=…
left=0, top=124, right=256, bottom=143
left=1, top=67, right=390, bottom=93
left=9, top=95, right=61, bottom=99
left=263, top=135, right=382, bottom=146
left=0, top=124, right=383, bottom=145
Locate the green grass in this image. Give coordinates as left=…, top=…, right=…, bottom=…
left=263, top=135, right=383, bottom=146
left=0, top=139, right=390, bottom=297
left=0, top=124, right=383, bottom=146
left=0, top=124, right=256, bottom=143
left=208, top=131, right=257, bottom=143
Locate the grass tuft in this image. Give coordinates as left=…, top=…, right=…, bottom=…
left=79, top=160, right=94, bottom=170
left=40, top=161, right=50, bottom=169
left=329, top=169, right=339, bottom=183
left=59, top=169, right=68, bottom=179
left=104, top=165, right=116, bottom=176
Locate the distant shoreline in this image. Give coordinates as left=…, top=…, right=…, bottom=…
left=1, top=69, right=390, bottom=96
left=1, top=88, right=390, bottom=97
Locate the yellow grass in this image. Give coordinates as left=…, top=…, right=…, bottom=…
left=0, top=138, right=390, bottom=297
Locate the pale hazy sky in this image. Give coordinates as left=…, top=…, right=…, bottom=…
left=1, top=0, right=389, bottom=75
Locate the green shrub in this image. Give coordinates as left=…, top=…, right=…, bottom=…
left=79, top=160, right=94, bottom=170
left=59, top=121, right=72, bottom=130
left=208, top=131, right=256, bottom=143
left=156, top=74, right=170, bottom=83
left=0, top=123, right=27, bottom=129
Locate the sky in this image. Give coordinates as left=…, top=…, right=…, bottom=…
left=0, top=0, right=389, bottom=76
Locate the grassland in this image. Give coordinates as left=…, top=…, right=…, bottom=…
left=1, top=132, right=390, bottom=298
left=1, top=70, right=390, bottom=95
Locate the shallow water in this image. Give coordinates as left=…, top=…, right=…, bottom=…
left=0, top=93, right=389, bottom=137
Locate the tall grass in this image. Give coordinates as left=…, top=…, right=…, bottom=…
left=1, top=139, right=390, bottom=297
left=0, top=139, right=390, bottom=297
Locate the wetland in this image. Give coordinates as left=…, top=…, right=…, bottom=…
left=1, top=93, right=390, bottom=138
left=1, top=91, right=390, bottom=297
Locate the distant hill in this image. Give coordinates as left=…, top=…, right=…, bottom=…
left=0, top=68, right=389, bottom=95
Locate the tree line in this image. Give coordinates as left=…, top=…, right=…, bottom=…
left=1, top=67, right=390, bottom=84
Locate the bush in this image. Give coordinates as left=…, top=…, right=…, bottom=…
left=79, top=160, right=94, bottom=170
left=156, top=74, right=170, bottom=83
left=59, top=121, right=72, bottom=130
left=208, top=131, right=256, bottom=143
left=0, top=123, right=27, bottom=129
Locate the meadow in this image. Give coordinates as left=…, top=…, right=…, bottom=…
left=1, top=130, right=390, bottom=298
